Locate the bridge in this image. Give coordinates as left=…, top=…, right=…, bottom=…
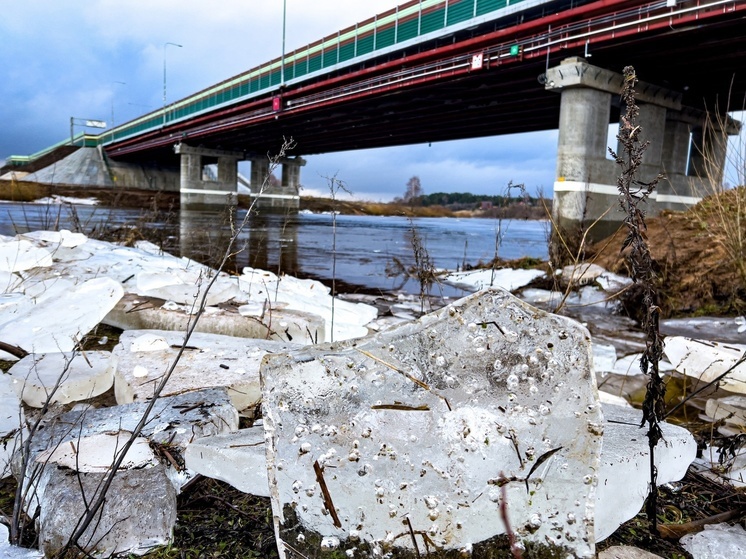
left=6, top=0, right=746, bottom=234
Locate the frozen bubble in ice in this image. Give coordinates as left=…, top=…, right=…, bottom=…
left=504, top=330, right=518, bottom=343
left=320, top=536, right=340, bottom=550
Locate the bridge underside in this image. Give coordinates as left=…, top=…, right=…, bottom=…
left=106, top=6, right=746, bottom=166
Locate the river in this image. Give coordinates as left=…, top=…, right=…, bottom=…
left=0, top=201, right=548, bottom=296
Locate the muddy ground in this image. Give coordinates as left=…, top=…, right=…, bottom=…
left=587, top=188, right=746, bottom=319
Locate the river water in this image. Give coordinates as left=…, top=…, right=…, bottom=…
left=0, top=202, right=548, bottom=296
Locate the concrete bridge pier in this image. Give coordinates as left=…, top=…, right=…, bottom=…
left=249, top=156, right=305, bottom=211
left=546, top=57, right=740, bottom=243
left=175, top=143, right=243, bottom=210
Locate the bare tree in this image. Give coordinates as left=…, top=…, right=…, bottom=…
left=404, top=176, right=423, bottom=205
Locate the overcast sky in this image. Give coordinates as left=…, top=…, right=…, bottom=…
left=0, top=1, right=587, bottom=201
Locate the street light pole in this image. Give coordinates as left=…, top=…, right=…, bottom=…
left=281, top=0, right=287, bottom=85
left=111, top=81, right=126, bottom=128
left=163, top=42, right=183, bottom=126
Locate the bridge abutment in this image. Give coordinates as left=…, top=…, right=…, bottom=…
left=175, top=143, right=243, bottom=211
left=547, top=57, right=739, bottom=242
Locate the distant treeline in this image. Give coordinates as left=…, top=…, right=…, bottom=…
left=409, top=192, right=551, bottom=219
left=416, top=191, right=542, bottom=208
left=419, top=192, right=539, bottom=206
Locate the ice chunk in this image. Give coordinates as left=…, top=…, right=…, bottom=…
left=0, top=277, right=123, bottom=354
left=593, top=341, right=617, bottom=373
left=135, top=269, right=243, bottom=307
left=597, top=391, right=633, bottom=407
left=0, top=374, right=26, bottom=479
left=0, top=270, right=23, bottom=293
left=0, top=524, right=44, bottom=558
left=612, top=353, right=674, bottom=377
left=664, top=336, right=746, bottom=394
left=37, top=459, right=176, bottom=558
left=22, top=387, right=238, bottom=463
left=598, top=546, right=664, bottom=559
left=21, top=229, right=88, bottom=248
left=0, top=239, right=53, bottom=272
left=113, top=329, right=299, bottom=411
left=261, top=288, right=601, bottom=558
left=595, top=404, right=696, bottom=542
left=681, top=522, right=746, bottom=559
left=16, top=387, right=238, bottom=521
left=106, top=293, right=325, bottom=345
left=184, top=426, right=269, bottom=496
left=239, top=267, right=377, bottom=342
left=705, top=395, right=746, bottom=428
left=560, top=263, right=607, bottom=286
left=36, top=432, right=156, bottom=473
left=8, top=351, right=115, bottom=408
left=442, top=267, right=545, bottom=292
left=129, top=332, right=170, bottom=352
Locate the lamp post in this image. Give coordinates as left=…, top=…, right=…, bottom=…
left=281, top=0, right=287, bottom=85
left=110, top=81, right=126, bottom=128
left=163, top=42, right=183, bottom=125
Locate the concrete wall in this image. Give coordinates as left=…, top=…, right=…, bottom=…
left=19, top=146, right=181, bottom=192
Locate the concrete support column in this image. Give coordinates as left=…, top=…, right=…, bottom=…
left=252, top=156, right=305, bottom=212
left=250, top=158, right=270, bottom=193
left=556, top=87, right=612, bottom=183
left=688, top=123, right=728, bottom=186
left=217, top=155, right=238, bottom=186
left=545, top=57, right=683, bottom=241
left=175, top=143, right=243, bottom=210
left=634, top=103, right=666, bottom=168
left=281, top=159, right=303, bottom=190
left=660, top=110, right=739, bottom=210
left=657, top=115, right=693, bottom=211
left=661, top=117, right=691, bottom=178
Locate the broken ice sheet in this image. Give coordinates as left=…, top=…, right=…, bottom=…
left=8, top=351, right=115, bottom=408
left=113, top=329, right=299, bottom=411
left=0, top=238, right=53, bottom=272
left=0, top=373, right=26, bottom=479
left=664, top=336, right=746, bottom=394
left=261, top=288, right=602, bottom=558
left=238, top=267, right=377, bottom=342
left=36, top=432, right=156, bottom=473
left=442, top=267, right=545, bottom=292
left=0, top=277, right=123, bottom=354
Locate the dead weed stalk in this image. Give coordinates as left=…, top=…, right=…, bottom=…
left=325, top=174, right=352, bottom=343
left=609, top=66, right=666, bottom=535
left=407, top=219, right=437, bottom=314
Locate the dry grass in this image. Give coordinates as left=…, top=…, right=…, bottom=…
left=0, top=180, right=49, bottom=202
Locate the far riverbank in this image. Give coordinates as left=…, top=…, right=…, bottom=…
left=0, top=181, right=549, bottom=219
